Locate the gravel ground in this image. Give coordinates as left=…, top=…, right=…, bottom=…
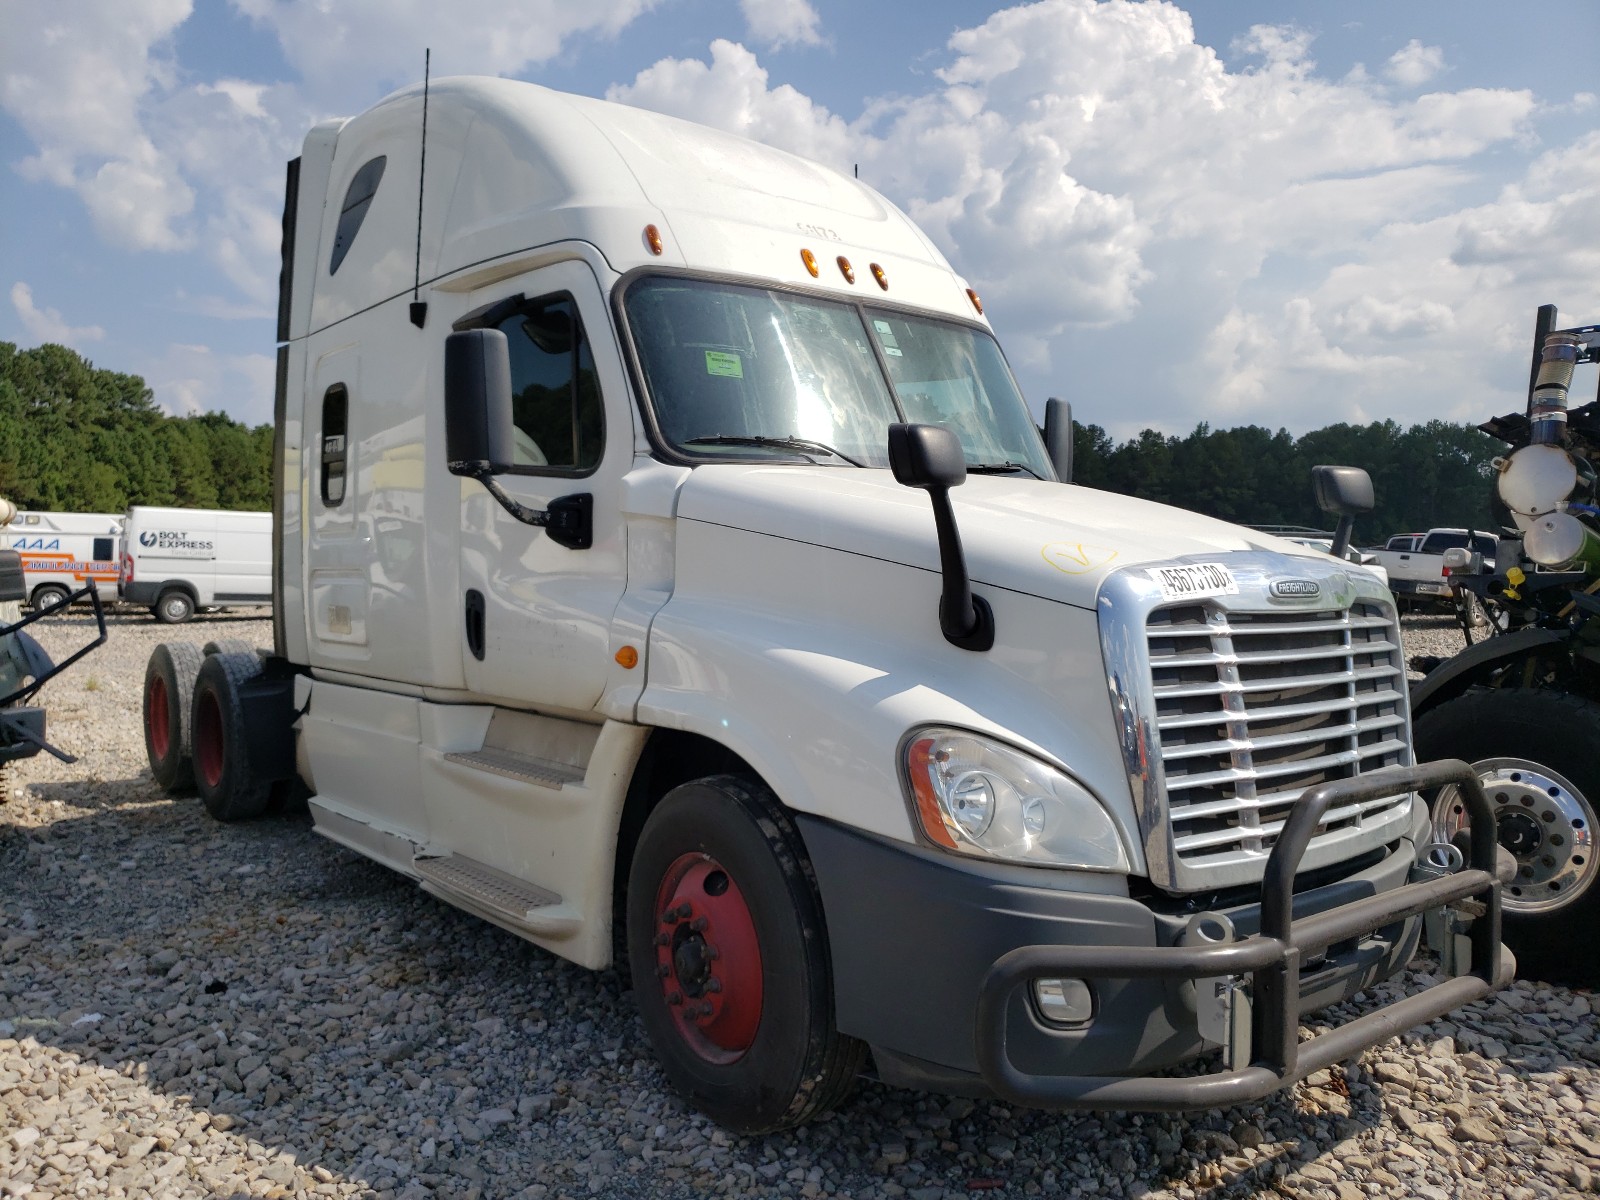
left=2, top=608, right=1597, bottom=1200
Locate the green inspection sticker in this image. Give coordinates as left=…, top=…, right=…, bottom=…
left=704, top=350, right=744, bottom=378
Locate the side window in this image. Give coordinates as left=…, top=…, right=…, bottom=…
left=329, top=156, right=386, bottom=275
left=321, top=385, right=349, bottom=506
left=92, top=537, right=113, bottom=561
left=492, top=295, right=603, bottom=472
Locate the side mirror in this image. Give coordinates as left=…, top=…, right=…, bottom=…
left=1043, top=397, right=1072, bottom=484
left=1311, top=464, right=1374, bottom=561
left=441, top=328, right=593, bottom=551
left=887, top=423, right=993, bottom=651
left=444, top=329, right=515, bottom=477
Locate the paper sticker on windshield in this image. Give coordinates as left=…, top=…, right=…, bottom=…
left=705, top=350, right=743, bottom=379
left=873, top=318, right=902, bottom=352
left=1149, top=562, right=1239, bottom=602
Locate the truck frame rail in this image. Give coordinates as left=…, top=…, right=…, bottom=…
left=975, top=760, right=1503, bottom=1109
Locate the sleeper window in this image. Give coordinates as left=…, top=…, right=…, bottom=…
left=491, top=295, right=603, bottom=472
left=329, top=156, right=386, bottom=275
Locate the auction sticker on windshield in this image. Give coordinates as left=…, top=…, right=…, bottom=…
left=1150, top=563, right=1239, bottom=602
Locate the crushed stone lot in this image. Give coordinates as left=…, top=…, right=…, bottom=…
left=2, top=609, right=1598, bottom=1200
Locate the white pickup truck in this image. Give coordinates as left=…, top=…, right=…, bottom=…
left=1371, top=528, right=1497, bottom=611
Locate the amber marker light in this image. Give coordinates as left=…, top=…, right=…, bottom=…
left=800, top=248, right=819, bottom=277
left=644, top=224, right=663, bottom=255
left=837, top=256, right=855, bottom=284
left=966, top=288, right=984, bottom=314
left=905, top=736, right=959, bottom=851
left=870, top=263, right=888, bottom=290
left=615, top=646, right=639, bottom=669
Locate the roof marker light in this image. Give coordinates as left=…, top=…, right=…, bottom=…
left=800, top=248, right=819, bottom=277
left=870, top=263, right=888, bottom=290
left=837, top=256, right=855, bottom=284
left=966, top=288, right=984, bottom=314
left=644, top=224, right=663, bottom=256
left=615, top=645, right=639, bottom=669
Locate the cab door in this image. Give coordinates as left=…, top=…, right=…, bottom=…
left=457, top=260, right=629, bottom=713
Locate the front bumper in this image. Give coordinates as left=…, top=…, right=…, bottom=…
left=1391, top=578, right=1455, bottom=603
left=801, top=761, right=1504, bottom=1110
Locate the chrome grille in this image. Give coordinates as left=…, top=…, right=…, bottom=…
left=1145, top=600, right=1410, bottom=874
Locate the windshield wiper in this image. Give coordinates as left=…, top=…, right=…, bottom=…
left=683, top=435, right=865, bottom=467
left=967, top=461, right=1044, bottom=479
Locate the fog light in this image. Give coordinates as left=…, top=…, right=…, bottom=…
left=1032, top=978, right=1093, bottom=1027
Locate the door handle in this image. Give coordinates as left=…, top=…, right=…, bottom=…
left=465, top=589, right=486, bottom=661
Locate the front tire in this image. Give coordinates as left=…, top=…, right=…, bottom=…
left=30, top=584, right=70, bottom=611
left=191, top=651, right=272, bottom=821
left=626, top=775, right=866, bottom=1132
left=1414, top=687, right=1600, bottom=986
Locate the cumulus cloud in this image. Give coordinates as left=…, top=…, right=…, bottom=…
left=611, top=0, right=1583, bottom=434
left=10, top=284, right=106, bottom=347
left=231, top=0, right=662, bottom=108
left=1386, top=39, right=1445, bottom=87
left=0, top=0, right=195, bottom=249
left=738, top=0, right=824, bottom=49
left=140, top=343, right=277, bottom=422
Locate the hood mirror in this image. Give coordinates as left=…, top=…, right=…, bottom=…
left=888, top=423, right=994, bottom=652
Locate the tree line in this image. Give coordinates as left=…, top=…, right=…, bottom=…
left=0, top=340, right=1502, bottom=543
left=0, top=342, right=271, bottom=513
left=1068, top=417, right=1501, bottom=546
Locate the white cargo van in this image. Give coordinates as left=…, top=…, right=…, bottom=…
left=120, top=506, right=272, bottom=623
left=1, top=510, right=122, bottom=609
left=139, top=78, right=1506, bottom=1131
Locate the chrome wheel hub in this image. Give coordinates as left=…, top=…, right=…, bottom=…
left=1433, top=759, right=1596, bottom=914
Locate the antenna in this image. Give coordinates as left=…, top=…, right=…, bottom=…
left=409, top=48, right=431, bottom=330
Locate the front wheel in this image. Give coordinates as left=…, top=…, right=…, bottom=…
left=30, top=584, right=70, bottom=612
left=1414, top=687, right=1600, bottom=986
left=626, top=775, right=866, bottom=1132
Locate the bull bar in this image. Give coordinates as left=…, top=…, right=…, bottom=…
left=974, top=760, right=1505, bottom=1110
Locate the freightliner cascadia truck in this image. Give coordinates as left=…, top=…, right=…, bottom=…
left=140, top=77, right=1507, bottom=1132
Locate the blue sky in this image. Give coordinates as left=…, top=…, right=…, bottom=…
left=2, top=0, right=1596, bottom=439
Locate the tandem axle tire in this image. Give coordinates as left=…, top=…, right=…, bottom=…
left=192, top=651, right=274, bottom=821
left=144, top=642, right=205, bottom=792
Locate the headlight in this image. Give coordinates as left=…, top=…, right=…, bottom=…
left=902, top=728, right=1130, bottom=871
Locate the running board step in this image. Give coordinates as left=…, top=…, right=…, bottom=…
left=413, top=854, right=563, bottom=923
left=442, top=747, right=585, bottom=789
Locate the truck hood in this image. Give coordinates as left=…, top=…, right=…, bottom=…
left=675, top=465, right=1309, bottom=610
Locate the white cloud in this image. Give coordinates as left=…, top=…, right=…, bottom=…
left=0, top=0, right=194, bottom=249
left=9, top=284, right=106, bottom=347
left=611, top=0, right=1582, bottom=436
left=140, top=343, right=277, bottom=422
left=231, top=0, right=662, bottom=108
left=1386, top=39, right=1445, bottom=87
left=738, top=0, right=824, bottom=50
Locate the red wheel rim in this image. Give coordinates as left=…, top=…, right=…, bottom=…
left=653, top=853, right=763, bottom=1064
left=148, top=675, right=170, bottom=761
left=195, top=689, right=224, bottom=790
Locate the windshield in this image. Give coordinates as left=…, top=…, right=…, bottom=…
left=624, top=276, right=1052, bottom=476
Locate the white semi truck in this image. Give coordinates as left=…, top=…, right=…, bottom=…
left=140, top=77, right=1506, bottom=1131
